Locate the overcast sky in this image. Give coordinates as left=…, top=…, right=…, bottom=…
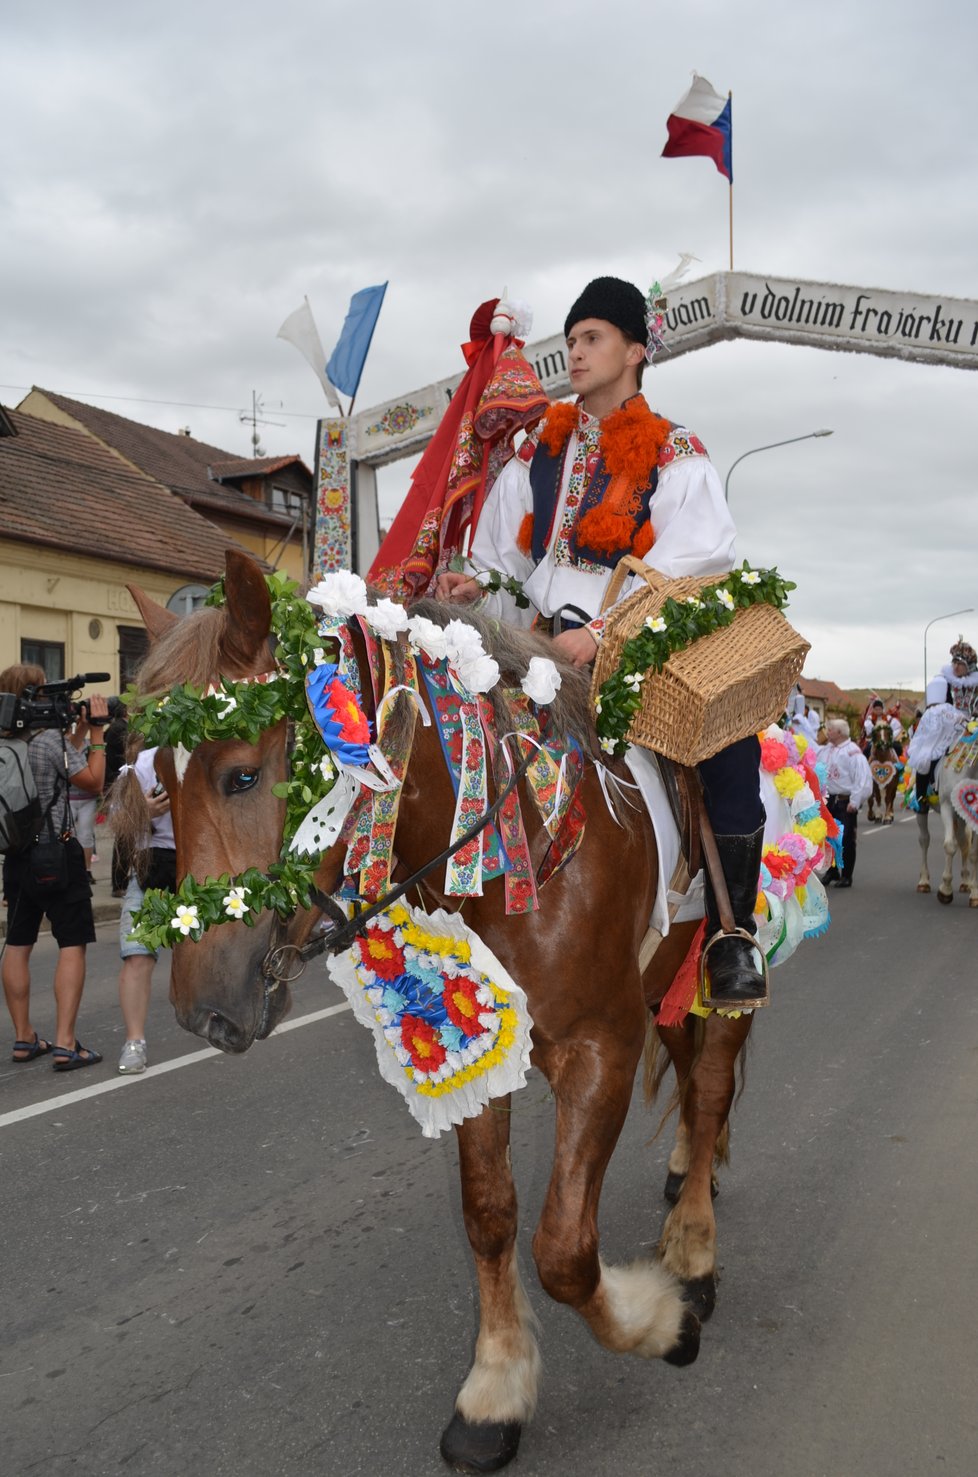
left=3, top=0, right=976, bottom=691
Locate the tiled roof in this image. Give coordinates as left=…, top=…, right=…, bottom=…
left=31, top=390, right=308, bottom=526
left=209, top=454, right=308, bottom=481
left=0, top=408, right=250, bottom=581
left=799, top=677, right=852, bottom=706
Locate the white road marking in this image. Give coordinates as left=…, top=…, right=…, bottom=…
left=0, top=1000, right=351, bottom=1131
left=861, top=815, right=917, bottom=837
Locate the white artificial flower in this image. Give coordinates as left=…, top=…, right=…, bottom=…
left=306, top=570, right=369, bottom=617
left=318, top=753, right=335, bottom=781
left=715, top=588, right=735, bottom=611
left=365, top=597, right=410, bottom=641
left=223, top=886, right=250, bottom=919
left=171, top=904, right=200, bottom=936
left=644, top=615, right=667, bottom=633
left=684, top=596, right=704, bottom=609
left=599, top=736, right=617, bottom=754
left=406, top=615, right=451, bottom=662
left=522, top=656, right=562, bottom=705
left=310, top=646, right=326, bottom=666
left=623, top=671, right=645, bottom=691
left=739, top=569, right=761, bottom=586
left=443, top=619, right=487, bottom=663
left=454, top=653, right=500, bottom=694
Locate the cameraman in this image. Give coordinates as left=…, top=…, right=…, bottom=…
left=1, top=664, right=107, bottom=1069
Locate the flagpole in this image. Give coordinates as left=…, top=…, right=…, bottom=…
left=728, top=91, right=734, bottom=271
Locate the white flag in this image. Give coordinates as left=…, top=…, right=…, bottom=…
left=276, top=297, right=342, bottom=410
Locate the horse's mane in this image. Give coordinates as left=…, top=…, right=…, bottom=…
left=408, top=599, right=600, bottom=760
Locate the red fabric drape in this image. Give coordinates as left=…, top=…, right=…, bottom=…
left=369, top=300, right=547, bottom=600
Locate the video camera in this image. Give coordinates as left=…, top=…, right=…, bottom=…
left=0, top=673, right=112, bottom=736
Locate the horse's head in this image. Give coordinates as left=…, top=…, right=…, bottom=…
left=130, top=550, right=298, bottom=1052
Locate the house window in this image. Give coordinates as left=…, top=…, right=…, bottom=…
left=270, top=485, right=304, bottom=517
left=21, top=639, right=64, bottom=682
left=118, top=626, right=150, bottom=691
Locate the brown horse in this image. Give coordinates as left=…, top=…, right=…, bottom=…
left=866, top=723, right=901, bottom=824
left=131, top=550, right=754, bottom=1474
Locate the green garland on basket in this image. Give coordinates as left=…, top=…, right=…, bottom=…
left=594, top=562, right=796, bottom=759
left=123, top=570, right=338, bottom=952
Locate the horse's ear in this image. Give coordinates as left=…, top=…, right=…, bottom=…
left=126, top=583, right=179, bottom=643
left=221, top=549, right=272, bottom=669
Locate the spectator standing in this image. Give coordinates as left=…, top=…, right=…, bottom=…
left=815, top=718, right=873, bottom=889
left=1, top=664, right=106, bottom=1069
left=67, top=705, right=100, bottom=882
left=102, top=698, right=130, bottom=896
left=110, top=743, right=175, bottom=1073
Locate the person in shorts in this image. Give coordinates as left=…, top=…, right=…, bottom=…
left=111, top=743, right=175, bottom=1073
left=1, top=664, right=107, bottom=1070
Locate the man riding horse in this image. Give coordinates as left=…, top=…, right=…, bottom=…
left=436, top=275, right=768, bottom=1007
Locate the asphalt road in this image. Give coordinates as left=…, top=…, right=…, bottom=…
left=2, top=813, right=976, bottom=1477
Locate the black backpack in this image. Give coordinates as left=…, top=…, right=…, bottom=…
left=0, top=737, right=43, bottom=854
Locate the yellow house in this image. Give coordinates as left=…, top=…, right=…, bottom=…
left=1, top=404, right=255, bottom=696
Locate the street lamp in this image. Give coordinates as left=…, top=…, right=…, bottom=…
left=724, top=428, right=833, bottom=502
left=923, top=608, right=974, bottom=691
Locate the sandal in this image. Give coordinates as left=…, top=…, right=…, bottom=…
left=51, top=1041, right=103, bottom=1072
left=12, top=1034, right=54, bottom=1063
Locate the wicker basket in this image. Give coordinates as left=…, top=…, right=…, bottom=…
left=590, top=557, right=810, bottom=766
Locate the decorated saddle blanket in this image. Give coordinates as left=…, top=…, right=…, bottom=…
left=622, top=725, right=836, bottom=971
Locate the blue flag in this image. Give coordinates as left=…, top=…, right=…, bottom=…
left=326, top=283, right=388, bottom=399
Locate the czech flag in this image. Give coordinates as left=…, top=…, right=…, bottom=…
left=662, top=74, right=733, bottom=182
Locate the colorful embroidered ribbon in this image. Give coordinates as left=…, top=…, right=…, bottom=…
left=480, top=699, right=538, bottom=916
left=418, top=657, right=505, bottom=893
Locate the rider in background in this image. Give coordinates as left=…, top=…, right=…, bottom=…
left=908, top=676, right=968, bottom=809
left=939, top=640, right=978, bottom=716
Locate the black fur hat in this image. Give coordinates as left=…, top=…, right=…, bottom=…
left=564, top=276, right=647, bottom=344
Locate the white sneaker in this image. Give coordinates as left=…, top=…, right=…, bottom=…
left=118, top=1039, right=147, bottom=1074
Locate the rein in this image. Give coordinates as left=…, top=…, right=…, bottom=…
left=260, top=746, right=534, bottom=986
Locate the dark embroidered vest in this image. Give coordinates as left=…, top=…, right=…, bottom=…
left=528, top=440, right=658, bottom=570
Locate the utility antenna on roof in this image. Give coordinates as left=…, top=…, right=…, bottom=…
left=239, top=390, right=284, bottom=458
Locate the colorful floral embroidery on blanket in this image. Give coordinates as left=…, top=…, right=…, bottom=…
left=326, top=903, right=535, bottom=1138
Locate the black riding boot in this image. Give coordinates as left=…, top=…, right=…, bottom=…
left=703, top=826, right=768, bottom=1006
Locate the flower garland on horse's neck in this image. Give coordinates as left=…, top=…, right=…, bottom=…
left=125, top=570, right=341, bottom=949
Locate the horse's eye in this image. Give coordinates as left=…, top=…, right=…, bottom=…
left=226, top=768, right=260, bottom=795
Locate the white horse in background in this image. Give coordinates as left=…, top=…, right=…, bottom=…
left=916, top=735, right=978, bottom=906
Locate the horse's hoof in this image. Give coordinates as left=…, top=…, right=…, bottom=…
left=663, top=1307, right=701, bottom=1367
left=969, top=897, right=978, bottom=909
left=937, top=891, right=953, bottom=906
left=682, top=1273, right=718, bottom=1323
left=440, top=1413, right=522, bottom=1473
left=959, top=884, right=970, bottom=893
left=916, top=884, right=931, bottom=893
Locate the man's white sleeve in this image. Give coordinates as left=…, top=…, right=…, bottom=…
left=468, top=458, right=535, bottom=624
left=850, top=750, right=873, bottom=810
left=643, top=456, right=738, bottom=579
